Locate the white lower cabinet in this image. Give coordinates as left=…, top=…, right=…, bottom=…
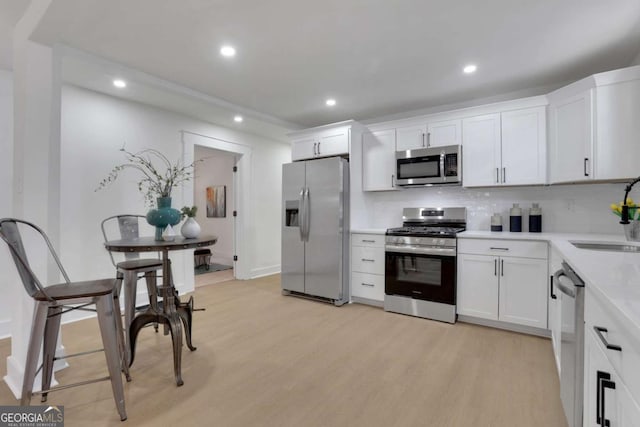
left=456, top=254, right=499, bottom=320
left=457, top=238, right=548, bottom=329
left=351, top=233, right=385, bottom=304
left=584, top=329, right=640, bottom=427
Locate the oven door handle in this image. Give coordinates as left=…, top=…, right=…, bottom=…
left=385, top=245, right=456, bottom=257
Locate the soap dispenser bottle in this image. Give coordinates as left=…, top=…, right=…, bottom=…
left=529, top=203, right=542, bottom=233
left=509, top=203, right=522, bottom=232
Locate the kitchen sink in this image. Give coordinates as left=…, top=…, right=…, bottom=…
left=570, top=241, right=640, bottom=252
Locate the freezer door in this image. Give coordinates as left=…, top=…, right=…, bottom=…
left=304, top=157, right=346, bottom=300
left=281, top=162, right=306, bottom=293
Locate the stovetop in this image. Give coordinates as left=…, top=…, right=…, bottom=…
left=386, top=225, right=466, bottom=238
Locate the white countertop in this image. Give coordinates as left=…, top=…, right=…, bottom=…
left=351, top=228, right=387, bottom=235
left=460, top=230, right=640, bottom=340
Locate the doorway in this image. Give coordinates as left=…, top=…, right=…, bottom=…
left=193, top=145, right=236, bottom=286
left=181, top=130, right=252, bottom=288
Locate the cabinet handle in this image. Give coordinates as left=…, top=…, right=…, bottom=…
left=550, top=275, right=557, bottom=299
left=422, top=133, right=426, bottom=147
left=502, top=167, right=506, bottom=183
left=594, top=326, right=622, bottom=352
left=601, top=378, right=616, bottom=427
left=494, top=259, right=497, bottom=276
left=501, top=259, right=504, bottom=276
left=584, top=158, right=589, bottom=177
left=361, top=258, right=375, bottom=262
left=489, top=247, right=509, bottom=251
left=318, top=141, right=321, bottom=155
left=426, top=132, right=431, bottom=147
left=361, top=239, right=376, bottom=243
left=361, top=282, right=375, bottom=287
left=313, top=142, right=317, bottom=155
left=496, top=168, right=499, bottom=184
left=596, top=371, right=611, bottom=426
left=391, top=174, right=395, bottom=188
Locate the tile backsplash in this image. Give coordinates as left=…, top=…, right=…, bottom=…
left=355, top=182, right=626, bottom=235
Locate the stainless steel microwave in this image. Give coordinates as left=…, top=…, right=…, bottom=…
left=395, top=145, right=462, bottom=186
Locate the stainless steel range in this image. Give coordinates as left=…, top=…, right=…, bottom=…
left=384, top=207, right=466, bottom=323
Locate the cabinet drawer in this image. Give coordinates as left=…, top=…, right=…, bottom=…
left=458, top=238, right=547, bottom=259
left=352, top=233, right=385, bottom=248
left=351, top=272, right=385, bottom=301
left=586, top=285, right=640, bottom=404
left=351, top=246, right=385, bottom=275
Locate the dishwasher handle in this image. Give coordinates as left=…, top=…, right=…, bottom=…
left=553, top=269, right=576, bottom=298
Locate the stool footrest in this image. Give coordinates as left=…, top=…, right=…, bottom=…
left=33, top=376, right=111, bottom=395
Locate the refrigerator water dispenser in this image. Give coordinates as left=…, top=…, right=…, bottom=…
left=285, top=200, right=299, bottom=227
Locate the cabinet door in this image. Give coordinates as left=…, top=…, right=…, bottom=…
left=499, top=257, right=548, bottom=328
left=318, top=128, right=349, bottom=157
left=457, top=254, right=499, bottom=320
left=427, top=119, right=461, bottom=147
left=291, top=136, right=317, bottom=161
left=549, top=90, right=594, bottom=183
left=595, top=80, right=640, bottom=181
left=462, top=114, right=502, bottom=187
left=351, top=272, right=385, bottom=301
left=362, top=129, right=396, bottom=191
left=396, top=124, right=427, bottom=151
left=501, top=107, right=546, bottom=185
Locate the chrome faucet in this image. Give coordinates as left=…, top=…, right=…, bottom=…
left=620, top=176, right=640, bottom=224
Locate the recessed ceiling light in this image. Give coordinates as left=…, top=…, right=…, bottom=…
left=463, top=64, right=477, bottom=74
left=220, top=45, right=236, bottom=57
left=113, top=79, right=127, bottom=88
left=326, top=98, right=337, bottom=107
left=234, top=115, right=243, bottom=123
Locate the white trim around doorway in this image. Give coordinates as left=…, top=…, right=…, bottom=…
left=181, top=130, right=252, bottom=282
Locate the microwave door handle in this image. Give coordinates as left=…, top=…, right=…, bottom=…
left=440, top=153, right=446, bottom=181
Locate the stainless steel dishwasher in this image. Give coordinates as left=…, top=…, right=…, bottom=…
left=554, top=261, right=585, bottom=427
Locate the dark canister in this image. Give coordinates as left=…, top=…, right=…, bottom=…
left=509, top=203, right=522, bottom=232
left=529, top=203, right=542, bottom=233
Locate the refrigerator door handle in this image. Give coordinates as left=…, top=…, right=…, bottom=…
left=303, top=187, right=311, bottom=241
left=298, top=188, right=305, bottom=241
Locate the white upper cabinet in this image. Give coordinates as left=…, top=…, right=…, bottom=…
left=362, top=129, right=396, bottom=191
left=549, top=90, right=594, bottom=183
left=462, top=113, right=502, bottom=187
left=396, top=124, right=427, bottom=151
left=427, top=119, right=462, bottom=147
left=595, top=77, right=640, bottom=180
left=549, top=66, right=640, bottom=183
left=501, top=107, right=547, bottom=186
left=395, top=119, right=461, bottom=151
left=463, top=107, right=546, bottom=187
left=290, top=123, right=352, bottom=161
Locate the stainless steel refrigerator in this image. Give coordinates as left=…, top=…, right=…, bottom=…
left=281, top=156, right=349, bottom=306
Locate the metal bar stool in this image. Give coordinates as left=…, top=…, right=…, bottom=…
left=101, top=215, right=163, bottom=365
left=0, top=218, right=127, bottom=421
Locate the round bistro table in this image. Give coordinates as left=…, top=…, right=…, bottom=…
left=104, top=235, right=217, bottom=386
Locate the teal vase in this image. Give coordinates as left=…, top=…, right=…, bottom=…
left=146, top=197, right=181, bottom=240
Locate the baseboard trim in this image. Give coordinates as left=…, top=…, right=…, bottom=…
left=351, top=296, right=384, bottom=308
left=251, top=265, right=280, bottom=279
left=457, top=315, right=551, bottom=338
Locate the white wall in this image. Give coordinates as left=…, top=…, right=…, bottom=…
left=353, top=182, right=625, bottom=235
left=193, top=146, right=235, bottom=265
left=0, top=69, right=14, bottom=337
left=60, top=85, right=290, bottom=295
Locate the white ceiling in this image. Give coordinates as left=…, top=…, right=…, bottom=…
left=17, top=0, right=640, bottom=128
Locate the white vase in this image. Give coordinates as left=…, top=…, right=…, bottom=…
left=162, top=224, right=176, bottom=241
left=181, top=217, right=201, bottom=239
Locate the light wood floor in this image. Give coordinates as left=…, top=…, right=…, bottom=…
left=194, top=268, right=234, bottom=287
left=0, top=274, right=567, bottom=427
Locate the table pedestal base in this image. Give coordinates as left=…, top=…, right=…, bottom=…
left=129, top=297, right=197, bottom=386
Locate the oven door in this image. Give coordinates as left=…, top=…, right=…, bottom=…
left=384, top=250, right=456, bottom=304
